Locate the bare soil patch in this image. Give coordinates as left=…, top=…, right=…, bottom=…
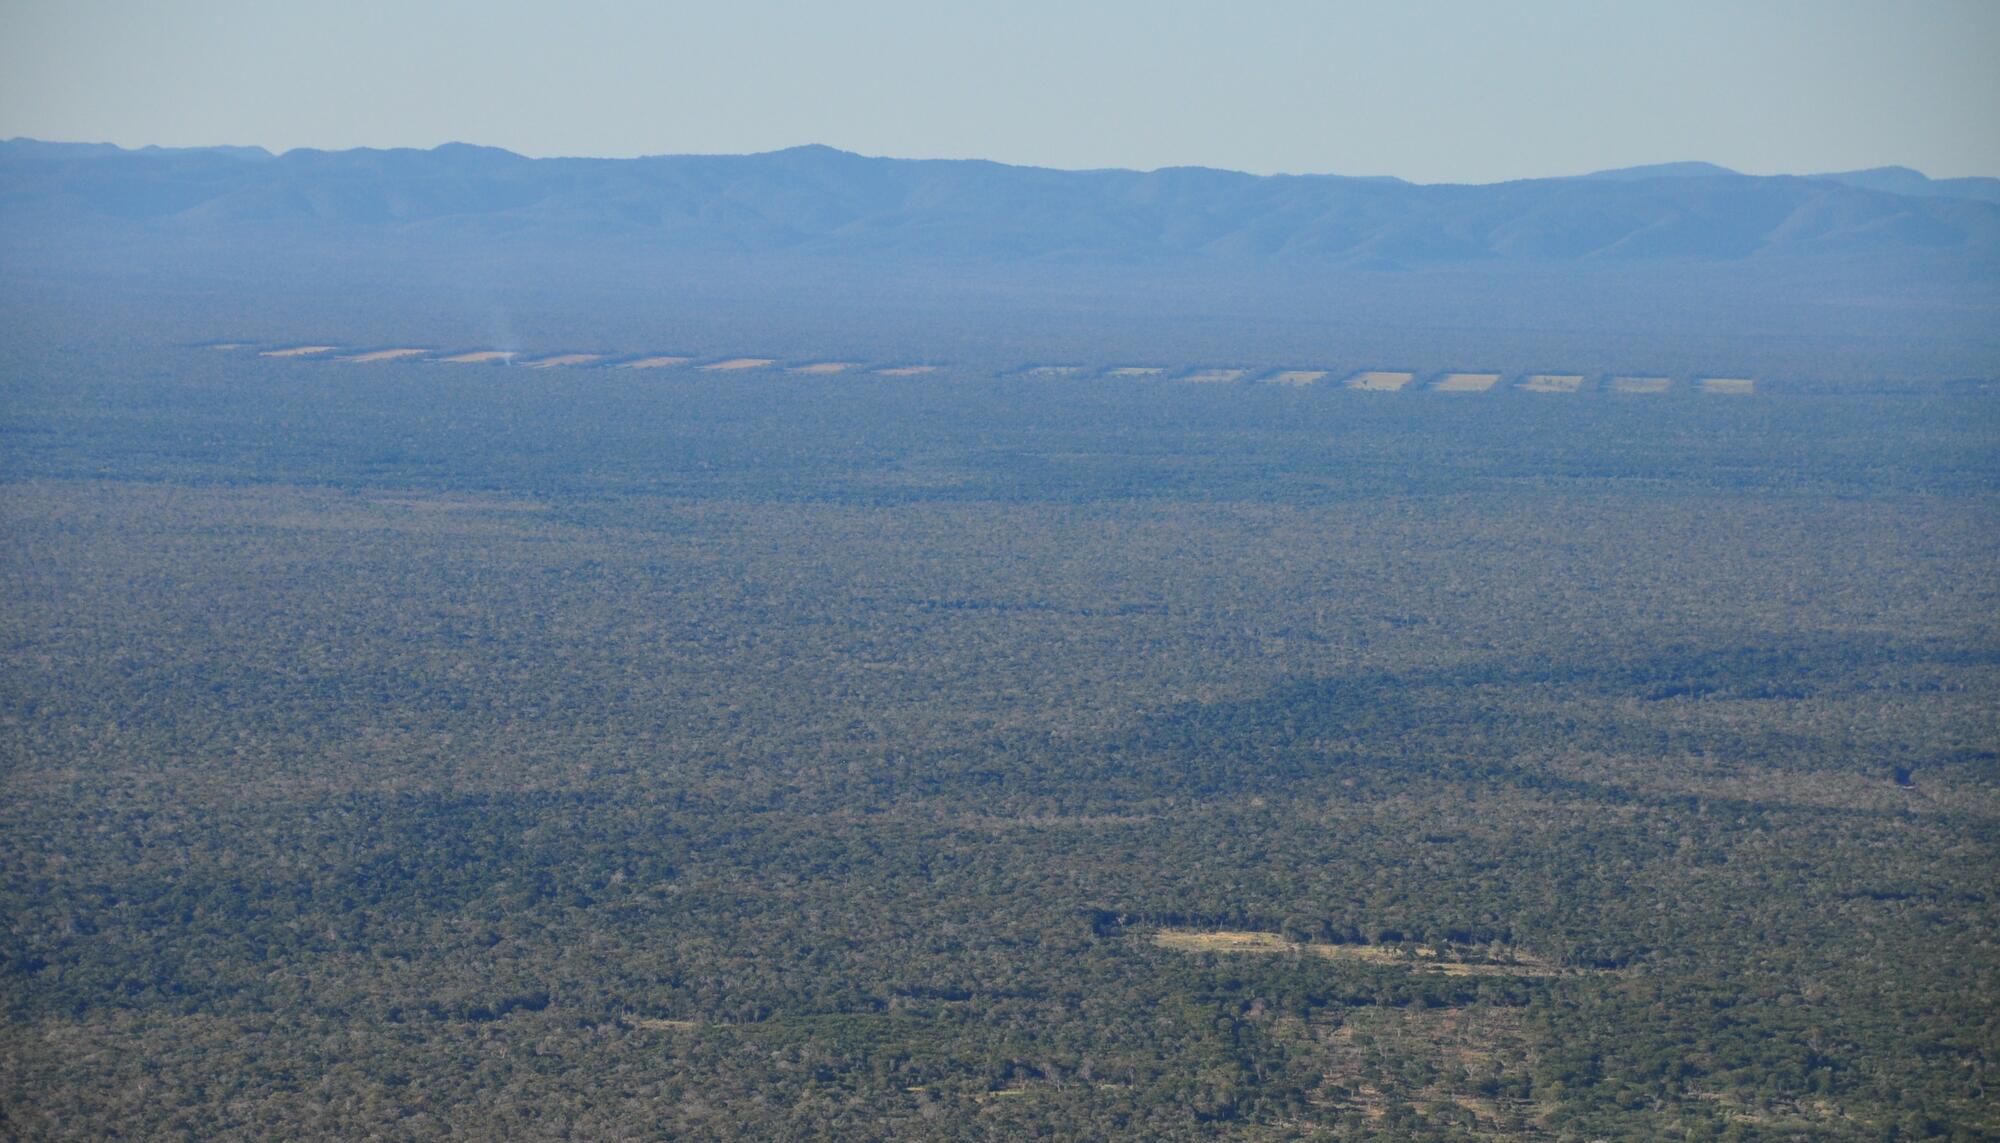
left=1263, top=370, right=1328, bottom=387
left=437, top=350, right=518, bottom=364
left=367, top=495, right=547, bottom=514
left=1608, top=375, right=1672, bottom=393
left=1700, top=377, right=1755, bottom=394
left=1347, top=371, right=1415, bottom=391
left=1518, top=374, right=1584, bottom=393
left=342, top=348, right=429, bottom=364
left=1433, top=372, right=1500, bottom=392
left=1154, top=929, right=1564, bottom=977
left=1155, top=930, right=1297, bottom=954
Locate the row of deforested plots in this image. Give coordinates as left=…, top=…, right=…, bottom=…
left=198, top=344, right=1756, bottom=394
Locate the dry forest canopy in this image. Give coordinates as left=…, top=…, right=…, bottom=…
left=1, top=217, right=1998, bottom=1139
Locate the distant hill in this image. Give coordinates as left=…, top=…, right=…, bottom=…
left=1585, top=159, right=2000, bottom=204
left=4, top=139, right=1996, bottom=268
left=1580, top=161, right=1742, bottom=181
left=1810, top=165, right=2000, bottom=204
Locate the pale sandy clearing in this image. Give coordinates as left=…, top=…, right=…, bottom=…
left=1433, top=372, right=1500, bottom=392
left=1518, top=374, right=1584, bottom=393
left=342, top=348, right=429, bottom=363
left=700, top=358, right=776, bottom=372
left=620, top=356, right=691, bottom=370
left=523, top=354, right=604, bottom=369
left=1154, top=929, right=1565, bottom=977
left=1105, top=366, right=1165, bottom=377
left=875, top=365, right=938, bottom=376
left=1348, top=370, right=1415, bottom=391
left=1264, top=370, right=1328, bottom=387
left=789, top=362, right=856, bottom=374
left=260, top=345, right=338, bottom=358
left=1183, top=368, right=1248, bottom=384
left=369, top=495, right=546, bottom=513
left=1608, top=376, right=1672, bottom=393
left=1155, top=930, right=1297, bottom=954
left=1700, top=377, right=1755, bottom=395
left=436, top=350, right=518, bottom=364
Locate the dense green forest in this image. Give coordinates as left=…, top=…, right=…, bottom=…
left=1, top=319, right=1996, bottom=1139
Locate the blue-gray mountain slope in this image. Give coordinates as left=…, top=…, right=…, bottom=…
left=4, top=139, right=1996, bottom=268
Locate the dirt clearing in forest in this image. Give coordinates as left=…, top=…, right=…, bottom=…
left=1347, top=371, right=1415, bottom=391
left=1155, top=930, right=1296, bottom=953
left=1153, top=930, right=1564, bottom=976
left=1433, top=372, right=1500, bottom=392
left=1608, top=376, right=1672, bottom=393
left=436, top=350, right=517, bottom=364
left=1700, top=377, right=1755, bottom=394
left=342, top=348, right=429, bottom=363
left=1518, top=374, right=1584, bottom=393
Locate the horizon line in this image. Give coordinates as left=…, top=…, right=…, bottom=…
left=7, top=135, right=1993, bottom=188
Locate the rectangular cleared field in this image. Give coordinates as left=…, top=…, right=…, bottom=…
left=1700, top=377, right=1755, bottom=394
left=1104, top=366, right=1165, bottom=377
left=1518, top=374, right=1584, bottom=393
left=342, top=348, right=429, bottom=363
left=1433, top=372, right=1500, bottom=392
left=620, top=356, right=691, bottom=370
left=1263, top=370, right=1328, bottom=387
left=700, top=358, right=776, bottom=372
left=1608, top=376, right=1672, bottom=393
left=788, top=362, right=855, bottom=374
left=1153, top=930, right=1563, bottom=977
left=523, top=354, right=604, bottom=369
left=1347, top=370, right=1415, bottom=391
left=874, top=365, right=938, bottom=376
left=1155, top=930, right=1296, bottom=954
left=436, top=350, right=518, bottom=364
left=1183, top=368, right=1248, bottom=384
left=259, top=345, right=338, bottom=358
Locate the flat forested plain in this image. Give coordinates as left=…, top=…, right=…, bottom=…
left=1, top=294, right=1997, bottom=1141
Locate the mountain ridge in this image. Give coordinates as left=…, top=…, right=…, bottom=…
left=4, top=137, right=1998, bottom=271
left=10, top=137, right=1997, bottom=191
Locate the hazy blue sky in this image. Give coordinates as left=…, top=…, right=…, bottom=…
left=3, top=0, right=1995, bottom=181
